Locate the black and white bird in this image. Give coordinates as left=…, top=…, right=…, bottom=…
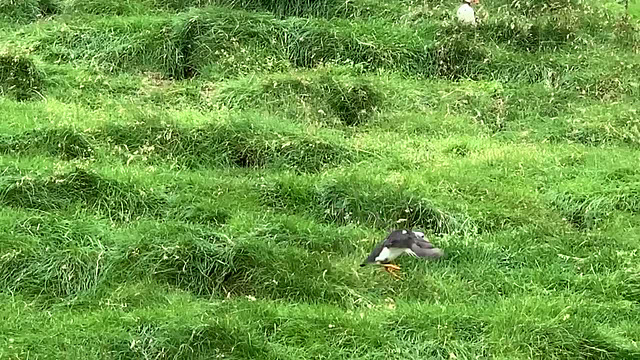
left=360, top=229, right=444, bottom=278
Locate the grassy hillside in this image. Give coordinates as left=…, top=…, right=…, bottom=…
left=1, top=0, right=640, bottom=359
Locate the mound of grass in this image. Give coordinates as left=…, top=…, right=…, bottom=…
left=0, top=168, right=167, bottom=221
left=430, top=29, right=490, bottom=80
left=0, top=50, right=44, bottom=101
left=439, top=82, right=581, bottom=136
left=163, top=7, right=623, bottom=82
left=259, top=173, right=475, bottom=235
left=479, top=13, right=577, bottom=52
left=0, top=127, right=93, bottom=159
left=0, top=237, right=108, bottom=300
left=238, top=212, right=365, bottom=253
left=324, top=79, right=379, bottom=125
left=171, top=7, right=288, bottom=78
left=29, top=8, right=481, bottom=80
left=63, top=0, right=349, bottom=18
left=31, top=5, right=633, bottom=85
left=119, top=223, right=234, bottom=296
left=1, top=214, right=369, bottom=305
left=0, top=215, right=112, bottom=299
left=100, top=114, right=359, bottom=171
left=214, top=0, right=349, bottom=18
left=219, top=71, right=382, bottom=125
left=177, top=201, right=231, bottom=226
left=0, top=0, right=59, bottom=23
left=548, top=164, right=640, bottom=231
left=618, top=270, right=640, bottom=303
left=613, top=16, right=640, bottom=52
left=551, top=191, right=615, bottom=230
left=212, top=237, right=370, bottom=305
left=0, top=114, right=360, bottom=171
left=484, top=297, right=640, bottom=359
left=565, top=103, right=640, bottom=147
left=558, top=55, right=640, bottom=103
left=549, top=178, right=640, bottom=230
left=112, top=220, right=370, bottom=305
left=36, top=16, right=182, bottom=77
left=280, top=17, right=432, bottom=73
left=505, top=0, right=583, bottom=16
left=64, top=0, right=150, bottom=16
left=3, top=0, right=640, bottom=358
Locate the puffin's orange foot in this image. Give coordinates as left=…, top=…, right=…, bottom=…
left=383, top=264, right=401, bottom=271
left=381, top=264, right=402, bottom=279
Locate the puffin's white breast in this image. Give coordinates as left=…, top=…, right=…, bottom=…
left=457, top=3, right=476, bottom=25
left=375, top=247, right=406, bottom=262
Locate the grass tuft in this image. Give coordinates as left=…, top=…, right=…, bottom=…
left=1, top=215, right=110, bottom=299
left=0, top=127, right=93, bottom=159
left=549, top=174, right=640, bottom=230
left=0, top=168, right=167, bottom=221
left=178, top=203, right=231, bottom=226
left=565, top=104, right=640, bottom=147
left=260, top=174, right=475, bottom=235
left=550, top=191, right=613, bottom=230
left=0, top=115, right=360, bottom=171
left=101, top=115, right=359, bottom=171
left=507, top=0, right=583, bottom=16
left=215, top=0, right=347, bottom=18
left=220, top=72, right=381, bottom=125
left=0, top=0, right=59, bottom=23
left=619, top=271, right=640, bottom=303
left=117, top=222, right=364, bottom=305
left=171, top=7, right=286, bottom=78
left=36, top=17, right=183, bottom=78
left=479, top=13, right=577, bottom=52
left=431, top=28, right=489, bottom=80
left=319, top=75, right=381, bottom=126
left=120, top=224, right=234, bottom=296
left=613, top=16, right=640, bottom=52
left=0, top=50, right=45, bottom=101
left=64, top=0, right=149, bottom=16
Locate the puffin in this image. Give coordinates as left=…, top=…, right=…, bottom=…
left=360, top=229, right=445, bottom=278
left=457, top=0, right=480, bottom=26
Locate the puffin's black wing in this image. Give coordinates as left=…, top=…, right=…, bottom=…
left=360, top=230, right=404, bottom=266
left=361, top=242, right=385, bottom=266
left=415, top=238, right=436, bottom=249
left=408, top=242, right=444, bottom=259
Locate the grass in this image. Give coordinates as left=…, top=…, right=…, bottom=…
left=0, top=49, right=44, bottom=101
left=0, top=0, right=59, bottom=23
left=1, top=0, right=640, bottom=359
left=0, top=167, right=168, bottom=221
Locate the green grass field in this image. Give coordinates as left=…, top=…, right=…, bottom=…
left=1, top=0, right=640, bottom=359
